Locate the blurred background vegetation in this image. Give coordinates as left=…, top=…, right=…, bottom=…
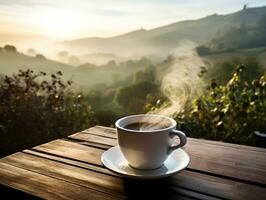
left=0, top=52, right=265, bottom=157
left=0, top=69, right=96, bottom=157
left=175, top=65, right=266, bottom=145
left=1, top=6, right=266, bottom=157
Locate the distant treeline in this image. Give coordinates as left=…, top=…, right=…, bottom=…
left=196, top=14, right=266, bottom=55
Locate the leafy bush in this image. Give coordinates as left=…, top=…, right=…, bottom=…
left=205, top=57, right=264, bottom=85
left=115, top=67, right=164, bottom=114
left=35, top=54, right=46, bottom=59
left=175, top=65, right=266, bottom=145
left=195, top=45, right=211, bottom=56
left=3, top=45, right=17, bottom=53
left=116, top=81, right=160, bottom=113
left=0, top=69, right=96, bottom=157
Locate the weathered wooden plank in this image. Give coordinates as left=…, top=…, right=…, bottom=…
left=188, top=137, right=266, bottom=153
left=1, top=152, right=126, bottom=199
left=184, top=143, right=266, bottom=184
left=71, top=128, right=266, bottom=185
left=84, top=126, right=116, bottom=138
left=23, top=150, right=220, bottom=200
left=1, top=152, right=200, bottom=200
left=119, top=178, right=217, bottom=200
left=28, top=140, right=266, bottom=200
left=69, top=132, right=116, bottom=146
left=84, top=126, right=266, bottom=153
left=170, top=171, right=266, bottom=200
left=68, top=138, right=112, bottom=150
left=33, top=139, right=103, bottom=166
left=23, top=149, right=116, bottom=176
left=79, top=129, right=266, bottom=172
left=0, top=162, right=121, bottom=200
left=0, top=183, right=42, bottom=200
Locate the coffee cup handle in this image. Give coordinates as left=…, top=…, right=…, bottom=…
left=168, top=130, right=187, bottom=154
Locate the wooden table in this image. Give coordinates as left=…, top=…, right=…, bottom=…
left=0, top=126, right=266, bottom=200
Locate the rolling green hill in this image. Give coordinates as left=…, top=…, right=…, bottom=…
left=0, top=52, right=72, bottom=75
left=0, top=51, right=152, bottom=90
left=2, top=6, right=266, bottom=91
left=60, top=6, right=266, bottom=56
left=194, top=13, right=266, bottom=54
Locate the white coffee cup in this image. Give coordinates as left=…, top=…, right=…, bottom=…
left=115, top=114, right=187, bottom=170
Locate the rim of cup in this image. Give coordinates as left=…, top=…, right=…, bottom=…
left=115, top=114, right=176, bottom=133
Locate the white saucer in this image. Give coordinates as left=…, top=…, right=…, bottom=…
left=101, top=146, right=190, bottom=179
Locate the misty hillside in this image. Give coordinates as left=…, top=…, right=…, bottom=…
left=207, top=14, right=266, bottom=51
left=59, top=6, right=266, bottom=56
left=0, top=50, right=152, bottom=90
left=0, top=51, right=72, bottom=75
left=79, top=53, right=122, bottom=65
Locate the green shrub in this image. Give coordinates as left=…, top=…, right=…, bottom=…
left=205, top=57, right=264, bottom=85
left=175, top=65, right=266, bottom=145
left=115, top=81, right=160, bottom=113
left=3, top=44, right=17, bottom=53
left=0, top=69, right=96, bottom=157
left=196, top=45, right=211, bottom=56
left=115, top=67, right=163, bottom=114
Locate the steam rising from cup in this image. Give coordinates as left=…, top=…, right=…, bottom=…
left=140, top=40, right=206, bottom=131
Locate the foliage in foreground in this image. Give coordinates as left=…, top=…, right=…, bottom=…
left=0, top=70, right=96, bottom=157
left=175, top=65, right=266, bottom=145
left=205, top=57, right=264, bottom=85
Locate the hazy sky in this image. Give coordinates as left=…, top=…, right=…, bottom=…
left=0, top=0, right=266, bottom=40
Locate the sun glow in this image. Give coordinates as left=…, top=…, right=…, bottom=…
left=38, top=10, right=82, bottom=39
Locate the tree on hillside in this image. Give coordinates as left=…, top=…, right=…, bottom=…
left=68, top=56, right=80, bottom=66
left=196, top=45, right=210, bottom=56
left=116, top=81, right=159, bottom=113
left=58, top=51, right=69, bottom=60
left=258, top=15, right=266, bottom=29
left=27, top=48, right=36, bottom=56
left=3, top=44, right=17, bottom=53
left=35, top=54, right=46, bottom=59
left=240, top=21, right=247, bottom=30
left=208, top=14, right=266, bottom=51
left=133, top=68, right=155, bottom=83
left=243, top=4, right=247, bottom=10
left=106, top=60, right=117, bottom=68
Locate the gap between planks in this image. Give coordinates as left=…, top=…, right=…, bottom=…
left=85, top=126, right=266, bottom=153
left=69, top=129, right=266, bottom=187
left=0, top=161, right=122, bottom=200
left=17, top=140, right=266, bottom=200
left=2, top=151, right=204, bottom=200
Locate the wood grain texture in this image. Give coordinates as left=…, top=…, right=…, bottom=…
left=73, top=126, right=266, bottom=185
left=21, top=150, right=219, bottom=200
left=28, top=139, right=266, bottom=200
left=84, top=126, right=266, bottom=153
left=33, top=139, right=103, bottom=166
left=0, top=152, right=199, bottom=200
left=0, top=184, right=42, bottom=200
left=1, top=152, right=126, bottom=199
left=1, top=125, right=266, bottom=200
left=0, top=162, right=121, bottom=200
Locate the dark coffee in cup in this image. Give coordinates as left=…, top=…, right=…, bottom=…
left=124, top=122, right=169, bottom=131
left=116, top=114, right=187, bottom=169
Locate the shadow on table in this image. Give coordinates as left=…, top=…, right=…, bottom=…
left=122, top=177, right=179, bottom=199
left=0, top=184, right=42, bottom=200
